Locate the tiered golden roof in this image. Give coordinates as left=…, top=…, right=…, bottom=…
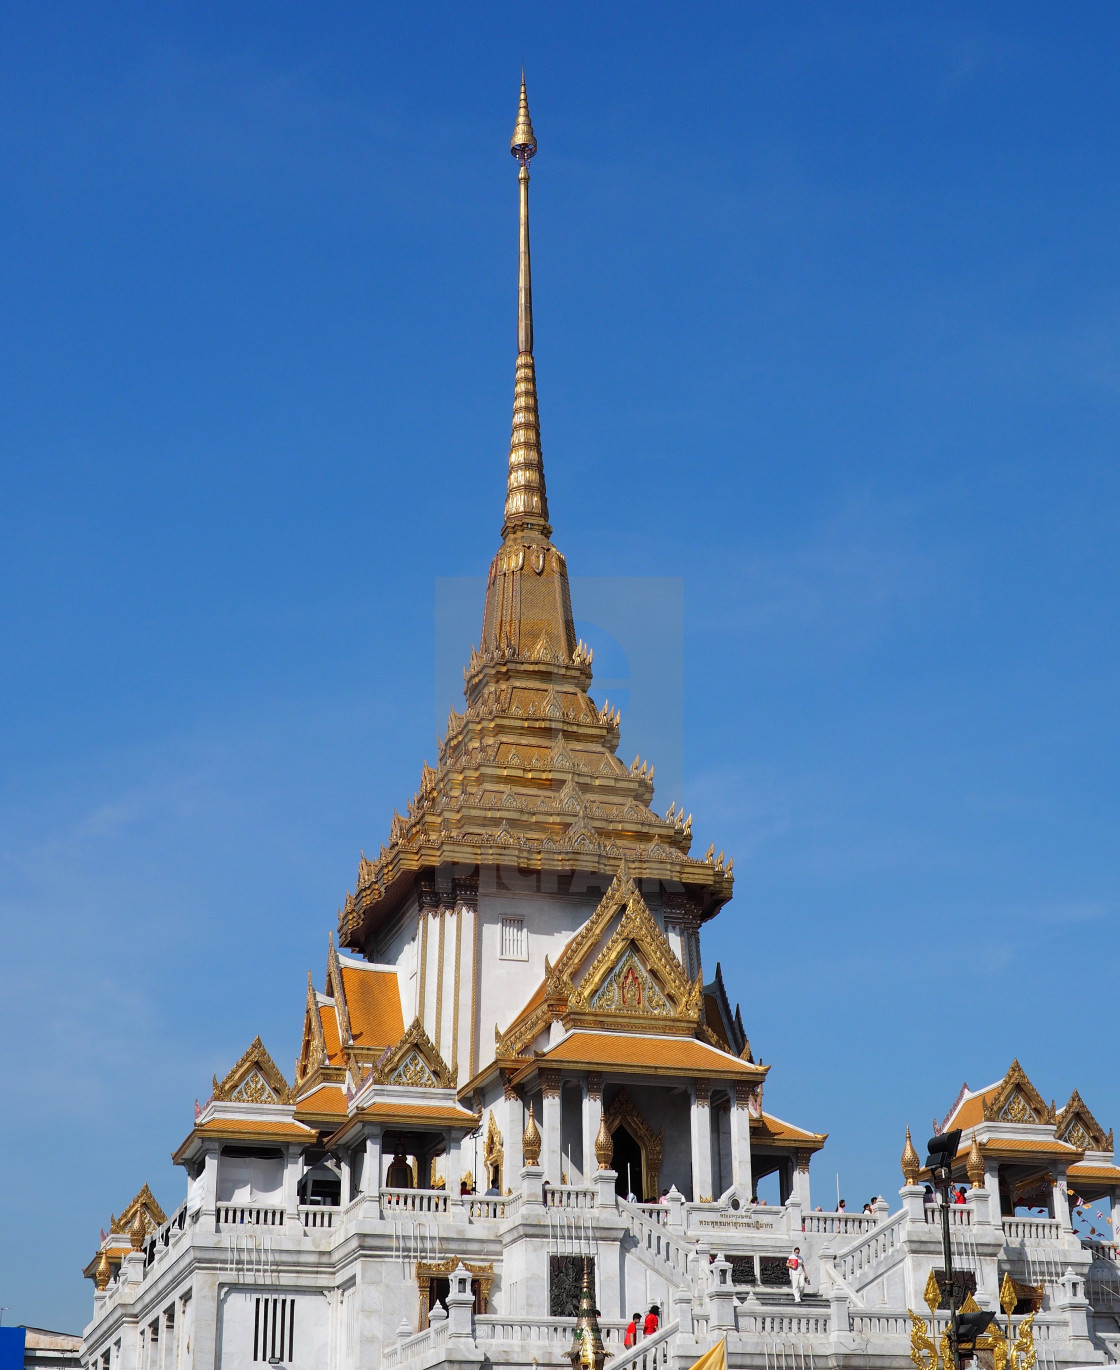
left=340, top=80, right=732, bottom=953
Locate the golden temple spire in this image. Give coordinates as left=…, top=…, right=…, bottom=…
left=502, top=74, right=550, bottom=541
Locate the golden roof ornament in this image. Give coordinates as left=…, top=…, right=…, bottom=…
left=901, top=1125, right=921, bottom=1186
left=95, top=1249, right=112, bottom=1291
left=523, top=1100, right=542, bottom=1166
left=502, top=72, right=549, bottom=542
left=510, top=73, right=537, bottom=163
left=128, top=1206, right=146, bottom=1251
left=967, top=1135, right=985, bottom=1188
left=595, top=1111, right=614, bottom=1170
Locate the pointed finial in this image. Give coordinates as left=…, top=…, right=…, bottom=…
left=501, top=73, right=550, bottom=540
left=95, top=1248, right=112, bottom=1291
left=129, top=1206, right=146, bottom=1251
left=901, top=1125, right=921, bottom=1186
left=595, top=1111, right=614, bottom=1170
left=523, top=1100, right=542, bottom=1165
left=510, top=71, right=537, bottom=164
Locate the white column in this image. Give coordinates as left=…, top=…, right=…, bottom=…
left=201, top=1147, right=219, bottom=1221
left=792, top=1150, right=812, bottom=1209
left=731, top=1084, right=754, bottom=1198
left=541, top=1072, right=562, bottom=1185
left=984, top=1160, right=1002, bottom=1218
left=446, top=1131, right=463, bottom=1197
left=502, top=1080, right=523, bottom=1189
left=1052, top=1165, right=1073, bottom=1230
left=364, top=1129, right=383, bottom=1194
left=690, top=1082, right=713, bottom=1202
left=283, top=1142, right=301, bottom=1217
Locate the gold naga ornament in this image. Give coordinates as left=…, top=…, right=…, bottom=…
left=908, top=1270, right=1036, bottom=1370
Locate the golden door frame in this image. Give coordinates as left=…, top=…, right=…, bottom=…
left=417, top=1260, right=493, bottom=1330
left=603, top=1088, right=663, bottom=1199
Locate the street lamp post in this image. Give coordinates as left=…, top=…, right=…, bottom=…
left=924, top=1130, right=963, bottom=1370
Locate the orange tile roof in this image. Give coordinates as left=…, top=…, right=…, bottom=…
left=519, top=1031, right=764, bottom=1079
left=295, top=1084, right=349, bottom=1118
left=326, top=1100, right=480, bottom=1143
left=172, top=1115, right=316, bottom=1164
left=320, top=1005, right=344, bottom=1065
left=978, top=1137, right=1083, bottom=1157
left=753, top=1112, right=827, bottom=1147
left=1067, top=1163, right=1120, bottom=1183
left=341, top=966, right=404, bottom=1050
left=947, top=1088, right=998, bottom=1131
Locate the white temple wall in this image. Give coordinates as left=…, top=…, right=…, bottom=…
left=215, top=1288, right=329, bottom=1370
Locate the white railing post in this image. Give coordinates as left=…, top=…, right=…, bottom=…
left=666, top=1185, right=685, bottom=1233
left=446, top=1262, right=476, bottom=1346
left=595, top=1168, right=619, bottom=1211
left=709, top=1253, right=736, bottom=1329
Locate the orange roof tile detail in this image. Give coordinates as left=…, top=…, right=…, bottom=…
left=978, top=1137, right=1083, bottom=1157
left=319, top=1005, right=344, bottom=1065
left=358, top=1102, right=479, bottom=1125
left=948, top=1089, right=997, bottom=1131
left=198, top=1117, right=314, bottom=1137
left=1068, top=1163, right=1120, bottom=1183
left=295, top=1085, right=348, bottom=1118
left=340, top=966, right=404, bottom=1050
left=525, top=1031, right=763, bottom=1077
left=754, top=1112, right=827, bottom=1146
left=172, top=1115, right=316, bottom=1163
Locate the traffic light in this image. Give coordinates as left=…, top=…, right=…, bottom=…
left=953, top=1310, right=997, bottom=1350
left=924, top=1129, right=961, bottom=1185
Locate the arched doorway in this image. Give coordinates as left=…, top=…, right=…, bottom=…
left=603, top=1089, right=662, bottom=1201
left=613, top=1124, right=645, bottom=1199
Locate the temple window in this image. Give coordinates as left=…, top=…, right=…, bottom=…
left=500, top=916, right=527, bottom=960
left=252, top=1296, right=295, bottom=1362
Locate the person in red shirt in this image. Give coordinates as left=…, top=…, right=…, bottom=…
left=623, top=1314, right=640, bottom=1348
left=643, top=1306, right=660, bottom=1336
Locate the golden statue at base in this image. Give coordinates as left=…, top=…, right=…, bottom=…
left=907, top=1270, right=1036, bottom=1370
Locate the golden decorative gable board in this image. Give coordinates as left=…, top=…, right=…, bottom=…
left=982, top=1060, right=1055, bottom=1125
left=213, top=1035, right=292, bottom=1105
left=377, top=1018, right=454, bottom=1090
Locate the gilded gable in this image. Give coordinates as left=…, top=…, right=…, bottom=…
left=213, top=1035, right=292, bottom=1105
left=981, top=1060, right=1056, bottom=1126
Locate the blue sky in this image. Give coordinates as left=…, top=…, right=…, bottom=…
left=2, top=1, right=1119, bottom=1331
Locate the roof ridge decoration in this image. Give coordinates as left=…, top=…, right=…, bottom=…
left=295, top=971, right=333, bottom=1087
left=981, top=1060, right=1056, bottom=1126
left=326, top=933, right=353, bottom=1049
left=376, top=1017, right=455, bottom=1090
left=212, top=1034, right=293, bottom=1105
left=1056, top=1089, right=1112, bottom=1152
left=109, top=1183, right=166, bottom=1237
